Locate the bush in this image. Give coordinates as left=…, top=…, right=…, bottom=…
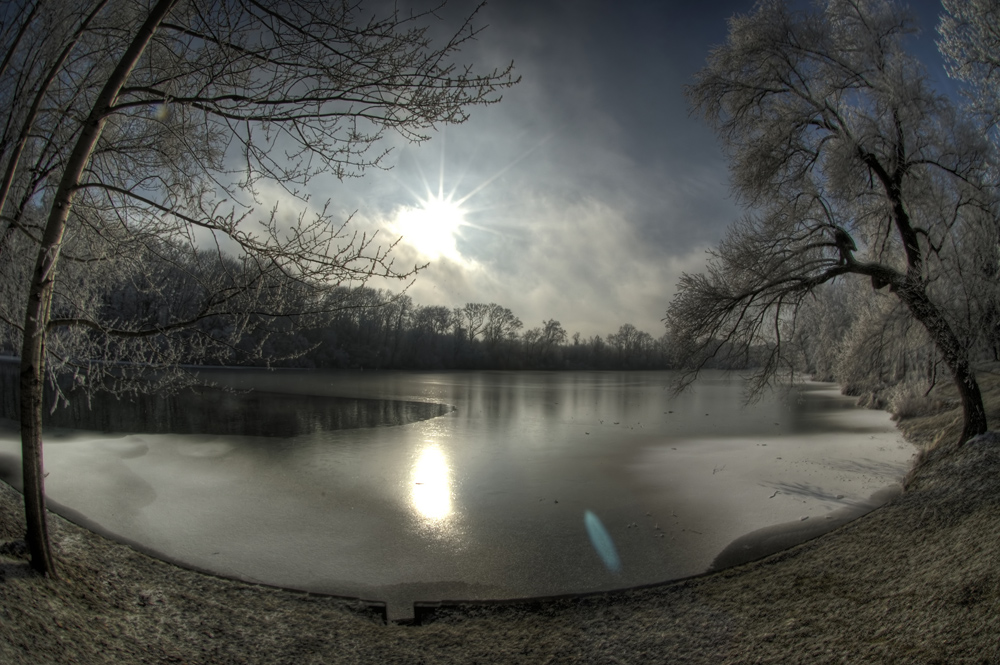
left=887, top=384, right=952, bottom=420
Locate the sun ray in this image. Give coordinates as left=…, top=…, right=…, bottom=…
left=390, top=131, right=549, bottom=262
left=453, top=132, right=553, bottom=207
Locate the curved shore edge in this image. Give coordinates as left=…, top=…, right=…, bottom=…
left=2, top=432, right=999, bottom=662
left=0, top=410, right=914, bottom=625
left=0, top=479, right=910, bottom=626
left=393, top=485, right=909, bottom=625
left=399, top=483, right=909, bottom=625
left=708, top=484, right=903, bottom=572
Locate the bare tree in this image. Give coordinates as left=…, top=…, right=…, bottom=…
left=667, top=0, right=995, bottom=445
left=4, top=0, right=515, bottom=576
left=606, top=323, right=654, bottom=368
left=522, top=318, right=565, bottom=367
left=455, top=302, right=490, bottom=341
left=414, top=305, right=454, bottom=337
left=482, top=303, right=522, bottom=348
left=0, top=1, right=110, bottom=258
left=938, top=2, right=1000, bottom=362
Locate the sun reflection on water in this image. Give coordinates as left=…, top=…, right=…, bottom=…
left=411, top=444, right=452, bottom=521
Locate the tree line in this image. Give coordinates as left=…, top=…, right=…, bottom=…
left=0, top=258, right=676, bottom=370
left=233, top=290, right=677, bottom=370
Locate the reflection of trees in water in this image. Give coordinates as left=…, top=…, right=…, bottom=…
left=0, top=363, right=448, bottom=437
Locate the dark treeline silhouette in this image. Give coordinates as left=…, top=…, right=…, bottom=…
left=250, top=287, right=678, bottom=370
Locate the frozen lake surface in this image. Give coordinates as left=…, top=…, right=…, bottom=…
left=0, top=369, right=913, bottom=619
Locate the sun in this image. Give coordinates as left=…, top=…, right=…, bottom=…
left=393, top=193, right=467, bottom=261
left=391, top=135, right=545, bottom=262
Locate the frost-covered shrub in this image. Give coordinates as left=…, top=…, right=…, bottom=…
left=887, top=383, right=954, bottom=420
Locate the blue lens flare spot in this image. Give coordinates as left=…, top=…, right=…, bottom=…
left=584, top=510, right=621, bottom=573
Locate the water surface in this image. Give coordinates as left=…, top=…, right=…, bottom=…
left=0, top=369, right=913, bottom=618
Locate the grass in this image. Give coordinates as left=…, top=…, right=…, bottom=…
left=893, top=363, right=1000, bottom=450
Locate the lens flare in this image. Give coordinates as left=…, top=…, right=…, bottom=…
left=584, top=510, right=621, bottom=573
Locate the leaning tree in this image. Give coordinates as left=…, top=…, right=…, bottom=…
left=666, top=0, right=997, bottom=446
left=0, top=0, right=515, bottom=576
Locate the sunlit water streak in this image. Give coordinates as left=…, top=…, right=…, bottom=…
left=411, top=444, right=452, bottom=521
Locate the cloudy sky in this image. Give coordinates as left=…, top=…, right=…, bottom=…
left=312, top=0, right=953, bottom=340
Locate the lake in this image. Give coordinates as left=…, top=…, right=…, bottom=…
left=0, top=368, right=913, bottom=619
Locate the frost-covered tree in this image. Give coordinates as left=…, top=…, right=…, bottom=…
left=1, top=0, right=515, bottom=576
left=938, top=0, right=1000, bottom=138
left=667, top=0, right=996, bottom=446
left=791, top=279, right=942, bottom=398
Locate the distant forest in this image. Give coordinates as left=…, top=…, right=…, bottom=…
left=122, top=282, right=686, bottom=371
left=0, top=264, right=687, bottom=370
left=278, top=289, right=675, bottom=371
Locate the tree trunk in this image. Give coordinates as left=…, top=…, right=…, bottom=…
left=19, top=339, right=55, bottom=576
left=18, top=0, right=178, bottom=577
left=896, top=279, right=988, bottom=446
left=952, top=359, right=988, bottom=444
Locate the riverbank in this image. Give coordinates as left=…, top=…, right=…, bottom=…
left=2, top=422, right=1000, bottom=663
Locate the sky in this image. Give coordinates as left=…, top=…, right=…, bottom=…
left=305, top=0, right=956, bottom=340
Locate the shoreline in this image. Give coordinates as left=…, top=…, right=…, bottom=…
left=0, top=378, right=914, bottom=622
left=4, top=385, right=999, bottom=662
left=707, top=483, right=902, bottom=572
left=0, top=474, right=913, bottom=626
left=2, top=432, right=998, bottom=662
